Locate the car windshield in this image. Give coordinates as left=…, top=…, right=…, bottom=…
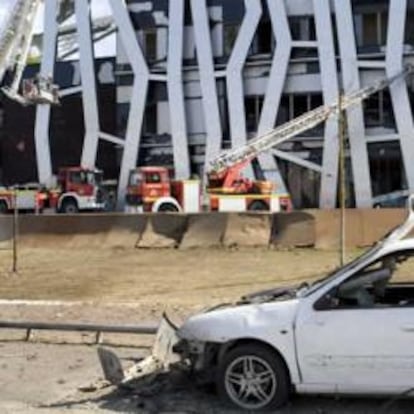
left=300, top=242, right=383, bottom=297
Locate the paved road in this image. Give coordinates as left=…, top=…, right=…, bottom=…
left=0, top=341, right=413, bottom=413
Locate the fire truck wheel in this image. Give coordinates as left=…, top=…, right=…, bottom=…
left=0, top=201, right=8, bottom=214
left=248, top=201, right=268, bottom=211
left=60, top=199, right=79, bottom=214
left=158, top=203, right=179, bottom=213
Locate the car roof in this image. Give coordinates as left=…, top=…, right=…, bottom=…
left=380, top=238, right=414, bottom=255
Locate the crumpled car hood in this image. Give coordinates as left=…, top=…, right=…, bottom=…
left=177, top=299, right=299, bottom=343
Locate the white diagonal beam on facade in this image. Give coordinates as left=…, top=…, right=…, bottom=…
left=109, top=0, right=149, bottom=209
left=386, top=0, right=414, bottom=193
left=34, top=0, right=57, bottom=185
left=257, top=0, right=291, bottom=194
left=75, top=0, right=100, bottom=168
left=314, top=0, right=340, bottom=208
left=59, top=86, right=83, bottom=97
left=226, top=0, right=262, bottom=179
left=334, top=0, right=372, bottom=207
left=190, top=0, right=222, bottom=173
left=272, top=149, right=323, bottom=172
left=99, top=132, right=125, bottom=147
left=167, top=0, right=190, bottom=179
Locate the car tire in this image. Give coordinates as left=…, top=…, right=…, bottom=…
left=158, top=203, right=179, bottom=212
left=60, top=199, right=78, bottom=214
left=217, top=344, right=290, bottom=411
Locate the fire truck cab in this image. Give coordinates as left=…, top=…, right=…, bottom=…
left=126, top=167, right=200, bottom=213
left=51, top=167, right=106, bottom=214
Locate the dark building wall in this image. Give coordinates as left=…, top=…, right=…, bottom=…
left=1, top=100, right=37, bottom=185
left=0, top=58, right=117, bottom=185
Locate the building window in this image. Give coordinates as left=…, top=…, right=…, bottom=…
left=276, top=93, right=323, bottom=133
left=245, top=95, right=264, bottom=132
left=364, top=90, right=395, bottom=128
left=369, top=141, right=405, bottom=197
left=284, top=93, right=323, bottom=120
left=143, top=104, right=157, bottom=135
left=289, top=16, right=316, bottom=41
left=223, top=23, right=239, bottom=56
left=143, top=29, right=157, bottom=62
left=405, top=10, right=414, bottom=46
left=355, top=11, right=388, bottom=50
left=250, top=20, right=274, bottom=55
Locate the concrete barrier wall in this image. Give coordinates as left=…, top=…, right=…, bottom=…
left=0, top=209, right=409, bottom=250
left=307, top=209, right=406, bottom=249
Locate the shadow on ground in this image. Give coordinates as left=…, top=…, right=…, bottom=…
left=42, top=371, right=414, bottom=414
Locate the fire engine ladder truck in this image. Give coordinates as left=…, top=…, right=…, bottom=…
left=0, top=0, right=58, bottom=105
left=209, top=65, right=414, bottom=188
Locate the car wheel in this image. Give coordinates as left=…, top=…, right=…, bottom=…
left=217, top=344, right=290, bottom=411
left=61, top=199, right=78, bottom=214
left=158, top=203, right=179, bottom=212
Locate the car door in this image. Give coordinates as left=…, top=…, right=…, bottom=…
left=295, top=253, right=414, bottom=394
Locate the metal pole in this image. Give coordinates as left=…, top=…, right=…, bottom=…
left=338, top=90, right=346, bottom=266
left=12, top=190, right=18, bottom=273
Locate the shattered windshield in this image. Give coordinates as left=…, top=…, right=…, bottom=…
left=300, top=243, right=383, bottom=297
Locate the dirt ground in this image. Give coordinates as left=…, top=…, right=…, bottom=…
left=0, top=245, right=414, bottom=413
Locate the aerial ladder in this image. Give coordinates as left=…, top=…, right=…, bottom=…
left=207, top=65, right=414, bottom=198
left=0, top=0, right=59, bottom=105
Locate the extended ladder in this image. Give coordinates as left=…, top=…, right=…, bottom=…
left=0, top=0, right=59, bottom=105
left=210, top=65, right=413, bottom=173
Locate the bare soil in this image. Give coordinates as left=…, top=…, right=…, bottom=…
left=0, top=245, right=413, bottom=413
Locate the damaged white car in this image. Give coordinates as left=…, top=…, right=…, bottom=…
left=99, top=200, right=414, bottom=411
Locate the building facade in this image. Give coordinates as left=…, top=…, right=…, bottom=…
left=115, top=0, right=414, bottom=208
left=3, top=0, right=414, bottom=209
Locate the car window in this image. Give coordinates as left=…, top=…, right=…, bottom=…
left=314, top=250, right=414, bottom=310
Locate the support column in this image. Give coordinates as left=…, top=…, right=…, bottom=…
left=34, top=0, right=56, bottom=185
left=334, top=0, right=372, bottom=207
left=226, top=0, right=262, bottom=179
left=386, top=0, right=414, bottom=193
left=257, top=0, right=291, bottom=194
left=167, top=0, right=190, bottom=179
left=314, top=0, right=340, bottom=208
left=109, top=0, right=149, bottom=208
left=75, top=0, right=100, bottom=168
left=190, top=0, right=222, bottom=173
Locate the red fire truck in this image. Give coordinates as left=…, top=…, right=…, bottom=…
left=0, top=167, right=106, bottom=214
left=47, top=166, right=106, bottom=213
left=0, top=183, right=46, bottom=214
left=125, top=166, right=289, bottom=213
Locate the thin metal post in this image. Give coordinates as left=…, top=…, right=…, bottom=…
left=338, top=90, right=346, bottom=266
left=12, top=191, right=18, bottom=273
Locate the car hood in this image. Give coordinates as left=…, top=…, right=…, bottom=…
left=177, top=298, right=299, bottom=343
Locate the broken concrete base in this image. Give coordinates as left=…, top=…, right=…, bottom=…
left=180, top=214, right=227, bottom=249
left=137, top=221, right=178, bottom=248
left=271, top=212, right=315, bottom=248
left=223, top=214, right=271, bottom=248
